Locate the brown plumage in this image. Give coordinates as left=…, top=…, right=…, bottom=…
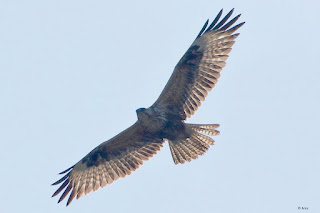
left=52, top=8, right=244, bottom=206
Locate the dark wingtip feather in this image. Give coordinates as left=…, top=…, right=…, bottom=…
left=66, top=188, right=77, bottom=206
left=197, top=8, right=243, bottom=38
left=52, top=179, right=69, bottom=197
left=59, top=166, right=74, bottom=175
left=58, top=184, right=72, bottom=204
left=220, top=14, right=241, bottom=31
left=212, top=8, right=234, bottom=30
left=226, top=22, right=245, bottom=34
left=52, top=171, right=71, bottom=185
left=204, top=9, right=223, bottom=33
left=196, top=19, right=209, bottom=39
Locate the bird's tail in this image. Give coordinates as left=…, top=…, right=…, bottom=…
left=168, top=124, right=220, bottom=164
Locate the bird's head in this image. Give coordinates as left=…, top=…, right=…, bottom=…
left=136, top=107, right=150, bottom=121
left=136, top=108, right=146, bottom=115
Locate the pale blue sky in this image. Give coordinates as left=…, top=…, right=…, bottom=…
left=1, top=0, right=319, bottom=212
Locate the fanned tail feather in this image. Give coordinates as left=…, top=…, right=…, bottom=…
left=168, top=124, right=219, bottom=164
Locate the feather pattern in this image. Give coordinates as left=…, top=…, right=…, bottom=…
left=52, top=122, right=163, bottom=206
left=168, top=124, right=219, bottom=164
left=152, top=9, right=244, bottom=120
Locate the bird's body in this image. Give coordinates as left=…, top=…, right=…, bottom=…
left=136, top=107, right=185, bottom=141
left=52, top=9, right=244, bottom=206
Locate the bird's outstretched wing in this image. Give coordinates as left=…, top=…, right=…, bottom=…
left=152, top=9, right=244, bottom=120
left=52, top=122, right=163, bottom=206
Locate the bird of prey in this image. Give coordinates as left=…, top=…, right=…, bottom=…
left=52, top=9, right=244, bottom=206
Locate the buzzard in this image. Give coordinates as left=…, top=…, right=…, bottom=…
left=52, top=9, right=244, bottom=206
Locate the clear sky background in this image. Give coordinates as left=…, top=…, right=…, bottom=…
left=1, top=0, right=319, bottom=212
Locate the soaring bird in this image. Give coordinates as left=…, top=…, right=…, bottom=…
left=52, top=9, right=244, bottom=206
